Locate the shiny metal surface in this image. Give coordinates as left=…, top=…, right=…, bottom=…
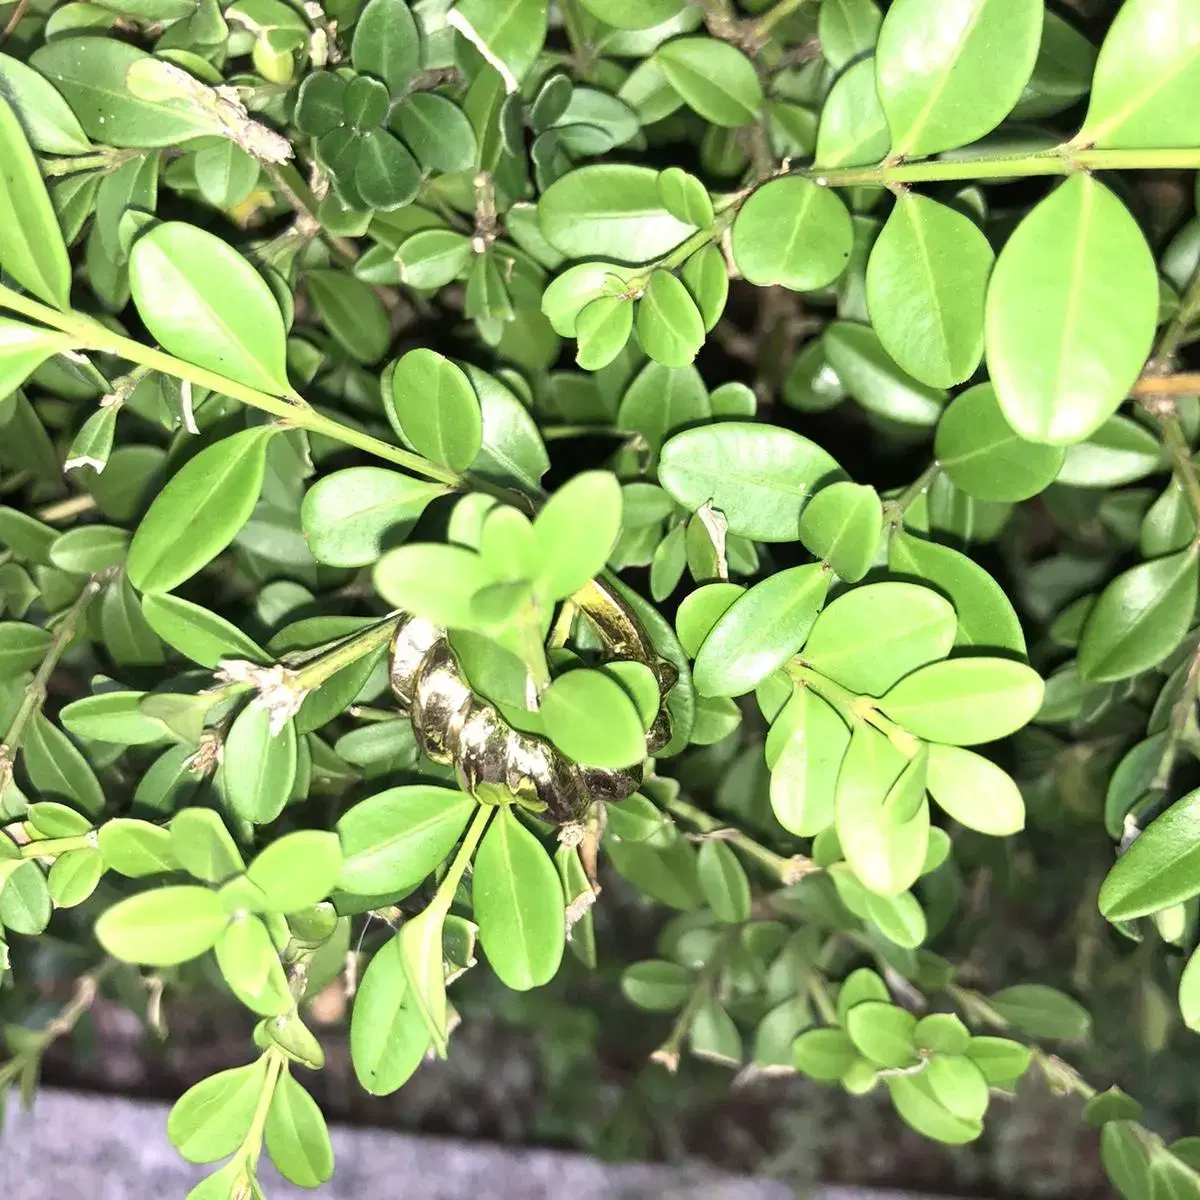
left=388, top=577, right=675, bottom=824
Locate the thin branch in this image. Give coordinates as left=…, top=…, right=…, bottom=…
left=0, top=0, right=29, bottom=46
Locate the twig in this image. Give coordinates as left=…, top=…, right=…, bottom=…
left=0, top=0, right=29, bottom=46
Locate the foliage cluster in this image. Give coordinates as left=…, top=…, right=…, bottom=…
left=2, top=0, right=1200, bottom=1195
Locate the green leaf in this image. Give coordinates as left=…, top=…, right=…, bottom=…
left=934, top=383, right=1065, bottom=501
left=793, top=1027, right=859, bottom=1081
left=171, top=808, right=245, bottom=884
left=397, top=230, right=472, bottom=290
left=865, top=192, right=993, bottom=388
left=731, top=176, right=853, bottom=292
left=64, top=406, right=118, bottom=475
left=246, top=831, right=342, bottom=913
left=654, top=38, right=762, bottom=127
left=803, top=582, right=956, bottom=696
left=985, top=175, right=1158, bottom=446
left=659, top=422, right=842, bottom=542
left=336, top=786, right=476, bottom=895
left=1077, top=550, right=1199, bottom=683
left=0, top=321, right=76, bottom=398
left=888, top=532, right=1024, bottom=654
left=693, top=563, right=830, bottom=698
left=1057, top=415, right=1164, bottom=489
left=926, top=743, right=1025, bottom=836
left=352, top=0, right=420, bottom=93
left=914, top=1013, right=971, bottom=1055
left=59, top=691, right=170, bottom=746
left=815, top=57, right=890, bottom=169
left=0, top=859, right=50, bottom=934
left=541, top=668, right=646, bottom=768
left=769, top=688, right=850, bottom=836
left=657, top=167, right=713, bottom=229
left=697, top=839, right=751, bottom=923
left=532, top=470, right=622, bottom=601
left=1102, top=1122, right=1155, bottom=1200
left=1077, top=0, right=1200, bottom=149
left=823, top=321, right=946, bottom=427
left=23, top=711, right=105, bottom=815
left=354, top=129, right=422, bottom=211
left=216, top=914, right=292, bottom=1015
left=301, top=466, right=447, bottom=570
left=391, top=93, right=478, bottom=175
left=193, top=141, right=258, bottom=211
left=621, top=960, right=693, bottom=1011
left=1013, top=10, right=1096, bottom=120
left=30, top=39, right=223, bottom=148
left=845, top=1000, right=917, bottom=1068
left=351, top=935, right=431, bottom=1095
left=98, top=818, right=179, bottom=877
left=127, top=427, right=275, bottom=593
left=451, top=0, right=547, bottom=88
left=879, top=657, right=1044, bottom=745
left=835, top=724, right=928, bottom=896
left=96, top=885, right=229, bottom=966
left=675, top=582, right=744, bottom=658
left=140, top=592, right=268, bottom=667
left=989, top=984, right=1091, bottom=1042
left=820, top=0, right=882, bottom=70
left=888, top=1073, right=983, bottom=1144
left=307, top=269, right=391, bottom=364
left=0, top=52, right=91, bottom=155
left=0, top=621, right=50, bottom=677
left=575, top=295, right=634, bottom=372
left=965, top=1035, right=1031, bottom=1087
left=636, top=269, right=705, bottom=368
left=473, top=804, right=564, bottom=990
left=538, top=163, right=696, bottom=263
left=0, top=95, right=71, bottom=310
left=168, top=1060, right=268, bottom=1164
left=389, top=349, right=483, bottom=474
left=690, top=996, right=742, bottom=1066
left=224, top=707, right=297, bottom=825
left=875, top=0, right=1042, bottom=158
left=680, top=242, right=728, bottom=331
left=264, top=1072, right=334, bottom=1188
left=798, top=482, right=882, bottom=583
left=1099, top=788, right=1200, bottom=920
left=46, top=844, right=101, bottom=907
left=375, top=543, right=496, bottom=628
left=48, top=525, right=129, bottom=574
left=129, top=222, right=290, bottom=394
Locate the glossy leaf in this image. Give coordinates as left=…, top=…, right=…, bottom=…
left=798, top=482, right=882, bottom=582
left=390, top=350, right=483, bottom=474
left=473, top=804, right=564, bottom=990
left=875, top=0, right=1042, bottom=158
left=866, top=192, right=993, bottom=388
left=655, top=38, right=762, bottom=127
left=985, top=175, right=1158, bottom=446
left=96, top=885, right=229, bottom=966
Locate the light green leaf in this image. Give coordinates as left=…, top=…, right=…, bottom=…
left=879, top=657, right=1044, bottom=745
left=823, top=321, right=946, bottom=427
left=659, top=422, right=842, bottom=542
left=875, top=0, right=1042, bottom=158
left=926, top=743, right=1024, bottom=835
left=654, top=38, right=762, bottom=127
left=693, top=563, right=830, bottom=698
left=769, top=688, right=850, bottom=836
left=814, top=57, right=890, bottom=169
left=0, top=320, right=77, bottom=398
left=732, top=176, right=853, bottom=293
left=473, top=804, right=564, bottom=990
left=168, top=1060, right=268, bottom=1164
left=246, top=831, right=342, bottom=913
left=171, top=808, right=245, bottom=884
left=389, top=350, right=482, bottom=474
left=0, top=94, right=71, bottom=310
left=96, top=885, right=229, bottom=966
left=797, top=482, right=882, bottom=582
left=989, top=983, right=1091, bottom=1042
left=1077, top=0, right=1200, bottom=149
left=636, top=269, right=705, bottom=368
left=866, top=192, right=993, bottom=388
left=351, top=934, right=431, bottom=1094
left=532, top=470, right=622, bottom=601
left=452, top=0, right=547, bottom=88
left=888, top=1073, right=983, bottom=1144
left=985, top=175, right=1158, bottom=446
left=140, top=593, right=268, bottom=668
left=0, top=52, right=91, bottom=155
left=541, top=668, right=646, bottom=768
left=224, top=705, right=298, bottom=825
left=793, top=1027, right=859, bottom=1081
left=935, top=383, right=1065, bottom=501
left=337, top=786, right=476, bottom=895
left=803, top=582, right=956, bottom=696
left=130, top=222, right=290, bottom=394
left=216, top=914, right=292, bottom=1016
left=538, top=164, right=696, bottom=263
left=845, top=1000, right=917, bottom=1068
left=374, top=543, right=496, bottom=629
left=1077, top=549, right=1199, bottom=683
left=1099, top=788, right=1200, bottom=921
left=98, top=818, right=179, bottom=877
left=697, top=839, right=751, bottom=923
left=264, top=1072, right=334, bottom=1188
